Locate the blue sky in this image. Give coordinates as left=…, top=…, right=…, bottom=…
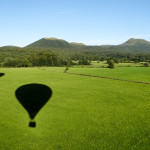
left=0, top=0, right=150, bottom=46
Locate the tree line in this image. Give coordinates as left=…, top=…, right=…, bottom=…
left=0, top=50, right=90, bottom=67
left=0, top=46, right=150, bottom=67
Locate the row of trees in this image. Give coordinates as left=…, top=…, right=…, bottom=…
left=0, top=51, right=92, bottom=67
left=1, top=52, right=73, bottom=67
left=107, top=59, right=150, bottom=69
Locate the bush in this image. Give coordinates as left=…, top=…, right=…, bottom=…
left=78, top=59, right=90, bottom=65
left=107, top=59, right=115, bottom=69
left=143, top=63, right=149, bottom=67
left=64, top=66, right=69, bottom=73
left=113, top=59, right=120, bottom=64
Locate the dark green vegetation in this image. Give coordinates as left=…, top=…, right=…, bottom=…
left=0, top=38, right=150, bottom=67
left=107, top=59, right=115, bottom=69
left=0, top=67, right=150, bottom=150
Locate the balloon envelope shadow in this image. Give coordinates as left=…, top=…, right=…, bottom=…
left=15, top=83, right=52, bottom=127
left=0, top=73, right=5, bottom=77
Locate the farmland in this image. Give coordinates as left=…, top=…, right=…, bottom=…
left=0, top=66, right=150, bottom=150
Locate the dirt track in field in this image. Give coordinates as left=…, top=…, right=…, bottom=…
left=65, top=72, right=150, bottom=85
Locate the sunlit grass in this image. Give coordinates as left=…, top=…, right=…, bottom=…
left=0, top=67, right=150, bottom=150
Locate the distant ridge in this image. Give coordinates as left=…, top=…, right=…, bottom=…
left=70, top=42, right=86, bottom=46
left=0, top=46, right=21, bottom=49
left=25, top=37, right=88, bottom=49
left=1, top=37, right=150, bottom=52
left=26, top=38, right=71, bottom=48
left=121, top=38, right=150, bottom=46
left=1, top=45, right=20, bottom=48
left=25, top=37, right=150, bottom=48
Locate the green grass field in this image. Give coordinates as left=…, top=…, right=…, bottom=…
left=68, top=67, right=150, bottom=83
left=0, top=67, right=150, bottom=150
left=73, top=61, right=144, bottom=68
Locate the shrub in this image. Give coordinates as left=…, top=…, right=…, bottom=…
left=107, top=59, right=115, bottom=69
left=143, top=63, right=149, bottom=67
left=78, top=59, right=90, bottom=65
left=64, top=66, right=69, bottom=73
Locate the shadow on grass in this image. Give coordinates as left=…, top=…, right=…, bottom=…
left=15, top=83, right=52, bottom=128
left=0, top=73, right=5, bottom=77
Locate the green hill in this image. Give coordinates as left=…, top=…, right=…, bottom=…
left=121, top=38, right=150, bottom=46
left=25, top=37, right=150, bottom=52
left=1, top=37, right=150, bottom=53
left=26, top=38, right=87, bottom=49
left=117, top=38, right=150, bottom=52
left=25, top=38, right=72, bottom=48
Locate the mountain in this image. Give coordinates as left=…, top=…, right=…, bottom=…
left=121, top=38, right=150, bottom=46
left=26, top=38, right=72, bottom=48
left=26, top=38, right=87, bottom=49
left=19, top=37, right=150, bottom=52
left=117, top=38, right=150, bottom=52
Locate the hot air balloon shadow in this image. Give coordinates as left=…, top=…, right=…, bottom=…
left=0, top=73, right=5, bottom=77
left=15, top=83, right=52, bottom=128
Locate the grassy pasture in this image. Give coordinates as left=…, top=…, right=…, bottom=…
left=0, top=67, right=150, bottom=150
left=71, top=61, right=144, bottom=68
left=68, top=67, right=150, bottom=83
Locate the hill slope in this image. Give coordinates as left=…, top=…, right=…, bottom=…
left=121, top=38, right=150, bottom=46
left=26, top=38, right=72, bottom=48
left=117, top=38, right=150, bottom=52
left=1, top=37, right=147, bottom=52
left=25, top=37, right=150, bottom=51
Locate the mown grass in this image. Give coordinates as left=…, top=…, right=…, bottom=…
left=0, top=67, right=150, bottom=150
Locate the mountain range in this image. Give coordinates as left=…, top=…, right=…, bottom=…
left=1, top=38, right=150, bottom=52
left=25, top=37, right=86, bottom=48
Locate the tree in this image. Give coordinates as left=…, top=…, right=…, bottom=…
left=113, top=58, right=120, bottom=64
left=3, top=58, right=17, bottom=67
left=107, top=59, right=115, bottom=69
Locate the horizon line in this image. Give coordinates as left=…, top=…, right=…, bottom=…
left=0, top=37, right=150, bottom=48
